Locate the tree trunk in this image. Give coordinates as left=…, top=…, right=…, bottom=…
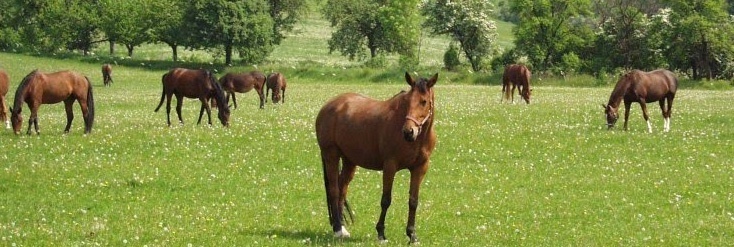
left=225, top=44, right=233, bottom=65
left=109, top=40, right=115, bottom=55
left=171, top=44, right=178, bottom=62
left=126, top=44, right=134, bottom=57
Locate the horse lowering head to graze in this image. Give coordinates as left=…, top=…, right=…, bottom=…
left=10, top=69, right=95, bottom=135
left=0, top=68, right=9, bottom=129
left=265, top=72, right=287, bottom=104
left=501, top=64, right=532, bottom=104
left=154, top=68, right=230, bottom=127
left=218, top=71, right=266, bottom=109
left=316, top=72, right=438, bottom=244
left=102, top=64, right=113, bottom=86
left=603, top=69, right=678, bottom=133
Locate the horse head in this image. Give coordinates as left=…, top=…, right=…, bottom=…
left=603, top=104, right=619, bottom=129
left=208, top=71, right=230, bottom=127
left=402, top=72, right=437, bottom=142
left=9, top=106, right=22, bottom=135
left=521, top=88, right=532, bottom=104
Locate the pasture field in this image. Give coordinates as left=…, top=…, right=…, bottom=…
left=1, top=52, right=733, bottom=246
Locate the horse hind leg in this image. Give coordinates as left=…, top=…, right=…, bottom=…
left=63, top=100, right=75, bottom=133
left=321, top=150, right=350, bottom=238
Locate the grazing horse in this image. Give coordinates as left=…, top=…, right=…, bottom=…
left=0, top=69, right=9, bottom=129
left=501, top=64, right=532, bottom=104
left=315, top=72, right=438, bottom=244
left=219, top=71, right=266, bottom=109
left=154, top=68, right=230, bottom=127
left=265, top=72, right=287, bottom=104
left=102, top=64, right=113, bottom=86
left=9, top=70, right=95, bottom=135
left=604, top=69, right=678, bottom=133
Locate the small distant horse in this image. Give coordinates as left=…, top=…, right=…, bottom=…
left=316, top=72, right=438, bottom=244
left=0, top=69, right=9, bottom=128
left=219, top=71, right=266, bottom=109
left=501, top=64, right=532, bottom=104
left=603, top=69, right=678, bottom=133
left=9, top=70, right=95, bottom=135
left=102, top=64, right=113, bottom=86
left=154, top=68, right=230, bottom=127
left=265, top=72, right=287, bottom=104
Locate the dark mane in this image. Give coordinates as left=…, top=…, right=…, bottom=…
left=208, top=70, right=228, bottom=111
left=12, top=70, right=39, bottom=112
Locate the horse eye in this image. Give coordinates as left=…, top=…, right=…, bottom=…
left=420, top=100, right=427, bottom=106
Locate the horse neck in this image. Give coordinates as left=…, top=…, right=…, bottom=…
left=607, top=81, right=629, bottom=108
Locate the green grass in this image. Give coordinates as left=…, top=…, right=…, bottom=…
left=1, top=52, right=733, bottom=246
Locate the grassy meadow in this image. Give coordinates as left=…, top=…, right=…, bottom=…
left=1, top=14, right=734, bottom=246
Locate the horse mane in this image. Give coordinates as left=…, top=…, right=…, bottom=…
left=12, top=69, right=40, bottom=112
left=607, top=70, right=637, bottom=108
left=207, top=70, right=228, bottom=111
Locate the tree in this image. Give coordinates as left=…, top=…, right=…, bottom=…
left=41, top=0, right=101, bottom=55
left=185, top=0, right=274, bottom=65
left=98, top=0, right=159, bottom=57
left=269, top=0, right=307, bottom=45
left=322, top=0, right=421, bottom=62
left=151, top=0, right=187, bottom=62
left=423, top=0, right=499, bottom=72
left=510, top=0, right=595, bottom=73
left=661, top=0, right=734, bottom=79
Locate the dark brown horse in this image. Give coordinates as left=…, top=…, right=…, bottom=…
left=154, top=68, right=230, bottom=127
left=219, top=71, right=266, bottom=109
left=0, top=69, right=9, bottom=129
left=265, top=72, right=287, bottom=104
left=102, top=64, right=113, bottom=86
left=501, top=64, right=532, bottom=104
left=604, top=69, right=678, bottom=133
left=9, top=70, right=95, bottom=135
left=315, top=72, right=438, bottom=244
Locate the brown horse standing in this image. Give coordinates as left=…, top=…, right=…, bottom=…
left=604, top=69, right=678, bottom=133
left=102, top=64, right=113, bottom=86
left=9, top=70, right=95, bottom=135
left=0, top=69, right=9, bottom=129
left=219, top=71, right=266, bottom=109
left=316, top=72, right=438, bottom=244
left=501, top=64, right=532, bottom=104
left=154, top=68, right=230, bottom=127
left=265, top=72, right=287, bottom=104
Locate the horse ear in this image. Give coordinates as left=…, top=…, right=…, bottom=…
left=405, top=72, right=415, bottom=87
left=427, top=73, right=438, bottom=88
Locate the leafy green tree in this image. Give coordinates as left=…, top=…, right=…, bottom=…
left=322, top=0, right=421, bottom=62
left=185, top=0, right=274, bottom=65
left=40, top=0, right=101, bottom=55
left=661, top=0, right=734, bottom=79
left=151, top=0, right=187, bottom=62
left=98, top=0, right=160, bottom=56
left=510, top=0, right=595, bottom=73
left=423, top=0, right=499, bottom=72
left=269, top=0, right=307, bottom=45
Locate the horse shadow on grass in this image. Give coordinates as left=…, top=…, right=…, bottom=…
left=250, top=227, right=369, bottom=245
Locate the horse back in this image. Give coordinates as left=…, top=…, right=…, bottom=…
left=503, top=64, right=531, bottom=86
left=267, top=73, right=286, bottom=89
left=164, top=68, right=214, bottom=98
left=0, top=69, right=8, bottom=96
left=32, top=71, right=88, bottom=103
left=631, top=69, right=678, bottom=101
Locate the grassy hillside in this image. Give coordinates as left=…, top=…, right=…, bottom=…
left=1, top=49, right=733, bottom=246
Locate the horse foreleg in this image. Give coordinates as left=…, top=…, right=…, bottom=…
left=638, top=100, right=651, bottom=133
left=406, top=165, right=428, bottom=244
left=27, top=106, right=39, bottom=135
left=376, top=165, right=397, bottom=243
left=63, top=101, right=75, bottom=133
left=197, top=103, right=206, bottom=125
left=510, top=83, right=517, bottom=104
left=231, top=92, right=238, bottom=109
left=281, top=89, right=286, bottom=103
left=623, top=102, right=632, bottom=131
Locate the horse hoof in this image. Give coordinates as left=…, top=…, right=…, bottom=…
left=378, top=238, right=388, bottom=244
left=334, top=226, right=350, bottom=238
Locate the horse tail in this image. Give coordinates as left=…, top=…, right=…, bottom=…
left=502, top=78, right=511, bottom=101
left=85, top=76, right=95, bottom=133
left=155, top=73, right=167, bottom=112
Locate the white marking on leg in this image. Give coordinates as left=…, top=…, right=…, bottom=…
left=664, top=117, right=670, bottom=132
left=4, top=120, right=8, bottom=129
left=334, top=226, right=351, bottom=238
left=647, top=120, right=652, bottom=133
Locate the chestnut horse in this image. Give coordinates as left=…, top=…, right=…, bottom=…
left=604, top=69, right=678, bottom=133
left=219, top=71, right=266, bottom=109
left=9, top=70, right=95, bottom=135
left=154, top=68, right=230, bottom=127
left=315, top=72, right=438, bottom=244
left=0, top=69, right=9, bottom=129
left=501, top=64, right=532, bottom=104
left=102, top=64, right=113, bottom=86
left=265, top=72, right=287, bottom=104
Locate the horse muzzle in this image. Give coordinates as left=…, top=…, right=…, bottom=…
left=403, top=126, right=419, bottom=142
